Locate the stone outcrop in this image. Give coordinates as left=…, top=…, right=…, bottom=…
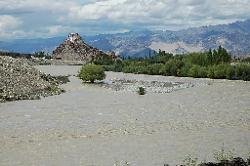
left=52, top=33, right=108, bottom=62
left=0, top=56, right=66, bottom=102
left=106, top=51, right=117, bottom=59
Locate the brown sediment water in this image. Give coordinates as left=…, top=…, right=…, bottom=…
left=0, top=65, right=250, bottom=166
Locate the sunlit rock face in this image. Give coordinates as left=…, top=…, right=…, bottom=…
left=68, top=33, right=81, bottom=43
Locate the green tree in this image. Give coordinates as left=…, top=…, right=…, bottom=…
left=33, top=51, right=51, bottom=59
left=79, top=64, right=106, bottom=83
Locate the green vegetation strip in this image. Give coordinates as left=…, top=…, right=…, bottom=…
left=91, top=46, right=250, bottom=81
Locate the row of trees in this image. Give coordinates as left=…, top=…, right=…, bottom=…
left=91, top=46, right=250, bottom=81
left=0, top=51, right=51, bottom=59
left=33, top=51, right=51, bottom=59
left=0, top=51, right=32, bottom=58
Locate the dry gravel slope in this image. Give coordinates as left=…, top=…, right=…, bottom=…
left=0, top=56, right=64, bottom=102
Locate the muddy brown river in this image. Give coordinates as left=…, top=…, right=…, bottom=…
left=0, top=65, right=250, bottom=166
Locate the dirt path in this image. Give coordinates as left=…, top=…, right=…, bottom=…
left=0, top=66, right=250, bottom=166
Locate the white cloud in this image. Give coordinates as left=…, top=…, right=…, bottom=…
left=0, top=0, right=77, bottom=14
left=0, top=0, right=250, bottom=39
left=0, top=15, right=23, bottom=38
left=46, top=25, right=72, bottom=36
left=67, top=0, right=250, bottom=29
left=0, top=15, right=21, bottom=29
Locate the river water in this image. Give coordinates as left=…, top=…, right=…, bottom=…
left=0, top=65, right=250, bottom=166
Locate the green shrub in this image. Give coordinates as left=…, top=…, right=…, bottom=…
left=241, top=57, right=250, bottom=63
left=147, top=64, right=164, bottom=75
left=178, top=64, right=192, bottom=77
left=235, top=63, right=250, bottom=81
left=79, top=64, right=106, bottom=83
left=213, top=64, right=227, bottom=79
left=225, top=65, right=235, bottom=79
left=91, top=54, right=115, bottom=65
left=188, top=65, right=208, bottom=78
left=208, top=67, right=215, bottom=79
left=113, top=60, right=124, bottom=72
left=162, top=59, right=184, bottom=76
left=137, top=87, right=146, bottom=95
left=207, top=64, right=234, bottom=79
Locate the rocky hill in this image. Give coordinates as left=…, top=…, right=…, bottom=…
left=52, top=33, right=108, bottom=62
left=1, top=19, right=250, bottom=58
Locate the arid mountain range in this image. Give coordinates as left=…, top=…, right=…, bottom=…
left=1, top=19, right=250, bottom=58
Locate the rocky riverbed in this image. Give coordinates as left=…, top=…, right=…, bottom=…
left=0, top=65, right=250, bottom=166
left=0, top=56, right=68, bottom=102
left=97, top=79, right=194, bottom=94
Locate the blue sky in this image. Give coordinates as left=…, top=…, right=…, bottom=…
left=0, top=0, right=250, bottom=39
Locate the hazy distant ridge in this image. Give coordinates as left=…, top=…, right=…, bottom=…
left=1, top=19, right=250, bottom=57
